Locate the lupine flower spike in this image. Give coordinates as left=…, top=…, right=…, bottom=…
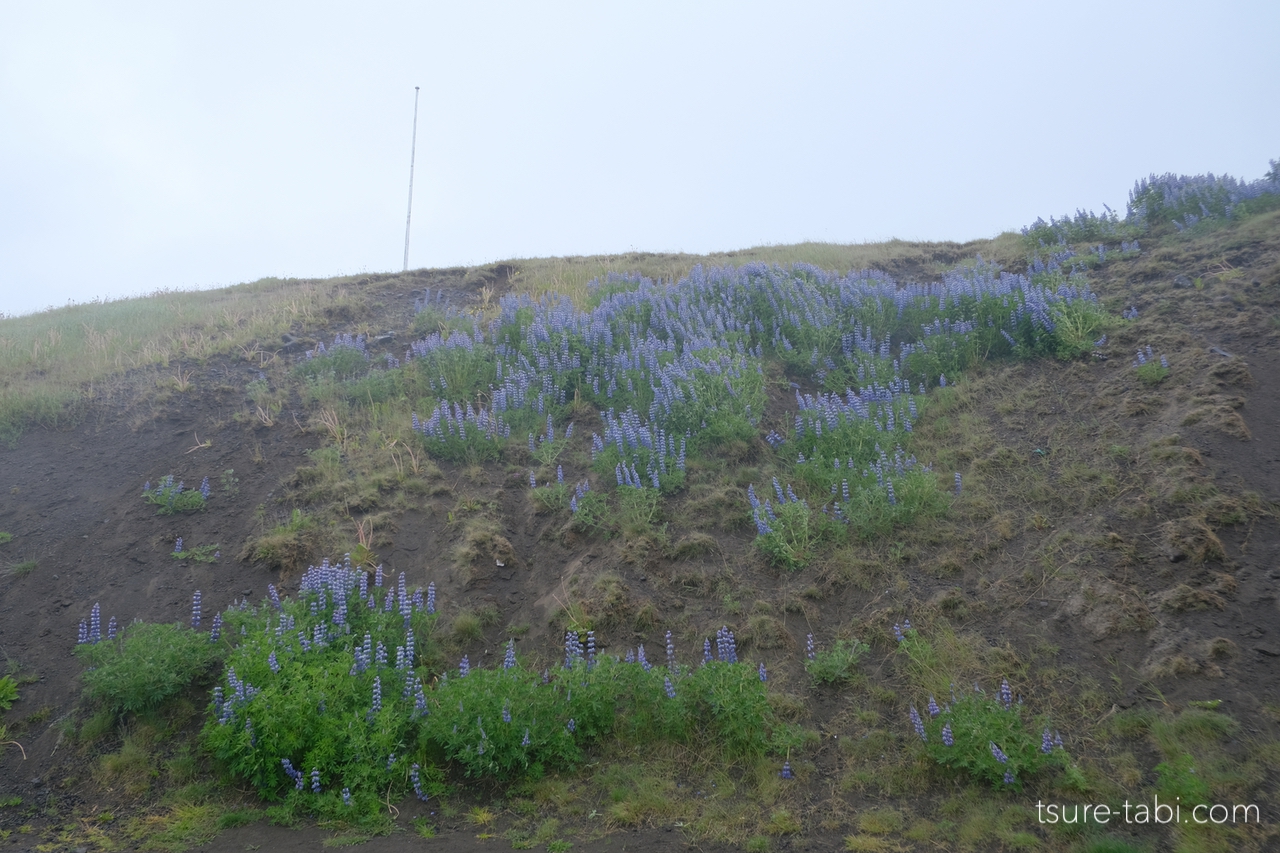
left=909, top=705, right=927, bottom=741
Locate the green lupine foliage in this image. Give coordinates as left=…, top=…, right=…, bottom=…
left=896, top=631, right=1069, bottom=790
left=199, top=568, right=783, bottom=823
left=76, top=622, right=226, bottom=718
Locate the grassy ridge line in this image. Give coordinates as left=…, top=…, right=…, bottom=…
left=504, top=236, right=1025, bottom=307
left=0, top=235, right=1025, bottom=443
left=0, top=276, right=369, bottom=441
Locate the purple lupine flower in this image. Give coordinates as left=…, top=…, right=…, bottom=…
left=503, top=639, right=517, bottom=670
left=268, top=651, right=280, bottom=673
left=174, top=538, right=184, bottom=554
left=502, top=700, right=512, bottom=723
left=107, top=616, right=118, bottom=641
left=77, top=619, right=89, bottom=645
left=806, top=633, right=816, bottom=660
left=1053, top=731, right=1063, bottom=750
left=909, top=705, right=927, bottom=741
left=904, top=618, right=912, bottom=632
left=939, top=374, right=947, bottom=388
left=928, top=695, right=940, bottom=717
left=311, top=768, right=321, bottom=794
left=459, top=655, right=470, bottom=677
left=893, top=623, right=905, bottom=643
left=999, top=678, right=1013, bottom=709
left=556, top=465, right=564, bottom=483
left=758, top=662, right=767, bottom=682
left=666, top=631, right=676, bottom=672
left=342, top=788, right=351, bottom=806
left=954, top=473, right=962, bottom=495
left=200, top=477, right=211, bottom=501
left=703, top=638, right=712, bottom=665
left=566, top=718, right=575, bottom=733
left=1160, top=355, right=1169, bottom=369
left=1041, top=728, right=1053, bottom=754
left=268, top=584, right=282, bottom=611
left=586, top=630, right=596, bottom=665
left=368, top=676, right=382, bottom=720
left=529, top=470, right=537, bottom=489
left=990, top=742, right=1008, bottom=764
left=410, top=763, right=429, bottom=801
left=664, top=676, right=677, bottom=699
left=191, top=590, right=201, bottom=627
left=637, top=644, right=651, bottom=671
left=521, top=729, right=531, bottom=746
left=426, top=582, right=436, bottom=614
left=780, top=761, right=794, bottom=779
left=1003, top=770, right=1016, bottom=785
left=942, top=722, right=954, bottom=746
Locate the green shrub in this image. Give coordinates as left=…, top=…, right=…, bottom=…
left=0, top=675, right=17, bottom=712
left=75, top=621, right=225, bottom=718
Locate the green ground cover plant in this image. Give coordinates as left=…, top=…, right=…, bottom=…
left=0, top=675, right=17, bottom=712
left=142, top=475, right=210, bottom=515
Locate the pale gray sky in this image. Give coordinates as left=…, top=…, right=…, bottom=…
left=2, top=1, right=1277, bottom=316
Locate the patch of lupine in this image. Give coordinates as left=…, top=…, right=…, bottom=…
left=141, top=474, right=208, bottom=515
left=306, top=332, right=369, bottom=361
left=896, top=630, right=1069, bottom=790
left=1022, top=207, right=1124, bottom=245
left=1129, top=164, right=1280, bottom=228
left=203, top=560, right=782, bottom=814
left=191, top=590, right=201, bottom=628
left=402, top=258, right=1109, bottom=549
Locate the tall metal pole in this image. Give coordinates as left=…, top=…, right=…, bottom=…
left=403, top=86, right=420, bottom=272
